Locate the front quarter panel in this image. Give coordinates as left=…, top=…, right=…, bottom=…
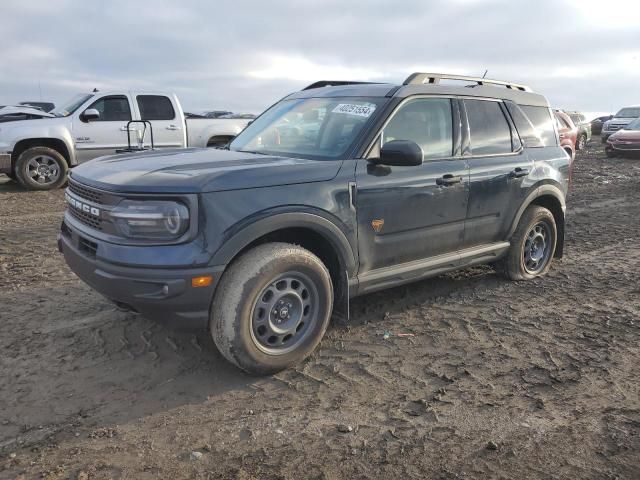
left=2, top=118, right=76, bottom=164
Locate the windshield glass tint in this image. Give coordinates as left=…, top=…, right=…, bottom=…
left=51, top=93, right=93, bottom=117
left=615, top=108, right=640, bottom=118
left=230, top=97, right=385, bottom=159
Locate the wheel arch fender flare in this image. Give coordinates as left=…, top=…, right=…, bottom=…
left=211, top=210, right=357, bottom=275
left=508, top=184, right=566, bottom=257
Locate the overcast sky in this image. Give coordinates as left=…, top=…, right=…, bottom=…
left=1, top=0, right=638, bottom=116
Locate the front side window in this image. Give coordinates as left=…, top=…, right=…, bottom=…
left=86, top=95, right=131, bottom=122
left=230, top=97, right=386, bottom=160
left=137, top=95, right=176, bottom=121
left=465, top=99, right=512, bottom=155
left=520, top=105, right=556, bottom=146
left=375, top=98, right=453, bottom=160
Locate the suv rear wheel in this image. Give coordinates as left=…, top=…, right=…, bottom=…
left=15, top=146, right=68, bottom=190
left=503, top=205, right=557, bottom=281
left=210, top=242, right=333, bottom=374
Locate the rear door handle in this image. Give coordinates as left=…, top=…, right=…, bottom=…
left=436, top=174, right=462, bottom=186
left=119, top=126, right=136, bottom=131
left=510, top=167, right=529, bottom=178
left=166, top=125, right=180, bottom=131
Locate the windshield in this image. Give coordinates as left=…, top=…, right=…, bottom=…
left=51, top=93, right=94, bottom=117
left=624, top=117, right=640, bottom=130
left=229, top=97, right=386, bottom=160
left=615, top=107, right=640, bottom=118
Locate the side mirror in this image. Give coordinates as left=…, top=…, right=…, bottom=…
left=372, top=140, right=423, bottom=167
left=82, top=108, right=100, bottom=122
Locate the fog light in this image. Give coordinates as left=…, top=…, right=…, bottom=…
left=191, top=275, right=212, bottom=288
left=162, top=285, right=169, bottom=295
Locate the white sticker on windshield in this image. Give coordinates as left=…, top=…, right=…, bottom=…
left=332, top=103, right=376, bottom=118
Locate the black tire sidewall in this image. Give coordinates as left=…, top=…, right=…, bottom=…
left=212, top=245, right=333, bottom=374
left=15, top=147, right=68, bottom=190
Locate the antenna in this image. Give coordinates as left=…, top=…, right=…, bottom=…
left=38, top=80, right=43, bottom=101
left=482, top=70, right=488, bottom=79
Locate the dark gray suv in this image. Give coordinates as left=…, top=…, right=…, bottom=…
left=59, top=73, right=571, bottom=374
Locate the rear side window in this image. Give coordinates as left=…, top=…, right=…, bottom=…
left=86, top=95, right=131, bottom=122
left=137, top=95, right=176, bottom=120
left=519, top=106, right=556, bottom=146
left=505, top=102, right=543, bottom=148
left=464, top=99, right=512, bottom=155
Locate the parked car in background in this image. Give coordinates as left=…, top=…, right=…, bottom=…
left=565, top=111, right=591, bottom=150
left=0, top=91, right=251, bottom=190
left=0, top=105, right=54, bottom=122
left=605, top=116, right=640, bottom=158
left=204, top=110, right=233, bottom=118
left=19, top=101, right=55, bottom=112
left=554, top=110, right=578, bottom=159
left=602, top=106, right=640, bottom=142
left=219, top=113, right=257, bottom=119
left=590, top=114, right=613, bottom=135
left=59, top=72, right=571, bottom=374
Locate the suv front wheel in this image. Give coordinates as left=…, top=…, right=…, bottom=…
left=210, top=242, right=333, bottom=375
left=503, top=205, right=557, bottom=281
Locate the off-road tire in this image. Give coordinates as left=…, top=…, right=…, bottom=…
left=503, top=206, right=557, bottom=281
left=210, top=242, right=333, bottom=375
left=15, top=146, right=68, bottom=190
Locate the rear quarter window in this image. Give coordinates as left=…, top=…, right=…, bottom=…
left=519, top=105, right=557, bottom=147
left=137, top=95, right=176, bottom=120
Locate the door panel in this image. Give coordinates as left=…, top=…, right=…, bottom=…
left=356, top=158, right=469, bottom=274
left=135, top=95, right=184, bottom=149
left=73, top=95, right=133, bottom=163
left=464, top=154, right=533, bottom=247
left=355, top=97, right=469, bottom=275
left=462, top=99, right=534, bottom=248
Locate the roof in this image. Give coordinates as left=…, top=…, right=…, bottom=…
left=288, top=72, right=550, bottom=108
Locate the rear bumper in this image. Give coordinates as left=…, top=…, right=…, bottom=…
left=58, top=223, right=224, bottom=330
left=0, top=153, right=11, bottom=174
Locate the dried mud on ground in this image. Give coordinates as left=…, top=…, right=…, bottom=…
left=1, top=141, right=639, bottom=479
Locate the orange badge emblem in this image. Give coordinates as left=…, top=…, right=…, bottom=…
left=371, top=219, right=384, bottom=233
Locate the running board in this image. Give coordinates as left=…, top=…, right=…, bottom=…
left=354, top=242, right=510, bottom=297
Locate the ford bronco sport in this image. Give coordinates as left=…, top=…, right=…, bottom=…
left=59, top=73, right=571, bottom=374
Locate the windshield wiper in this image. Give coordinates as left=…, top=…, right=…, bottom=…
left=237, top=149, right=268, bottom=155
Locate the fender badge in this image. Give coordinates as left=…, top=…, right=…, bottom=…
left=371, top=219, right=384, bottom=233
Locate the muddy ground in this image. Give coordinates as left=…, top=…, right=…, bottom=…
left=0, top=140, right=638, bottom=479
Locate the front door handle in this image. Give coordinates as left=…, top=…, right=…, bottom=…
left=119, top=126, right=137, bottom=131
left=510, top=167, right=530, bottom=178
left=436, top=174, right=462, bottom=186
left=166, top=125, right=180, bottom=131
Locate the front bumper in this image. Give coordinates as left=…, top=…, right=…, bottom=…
left=58, top=222, right=224, bottom=330
left=606, top=141, right=640, bottom=153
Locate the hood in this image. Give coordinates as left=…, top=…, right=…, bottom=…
left=70, top=148, right=343, bottom=193
left=606, top=117, right=636, bottom=126
left=610, top=129, right=640, bottom=142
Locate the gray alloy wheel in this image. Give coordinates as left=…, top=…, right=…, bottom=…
left=250, top=272, right=319, bottom=355
left=15, top=146, right=68, bottom=190
left=26, top=154, right=61, bottom=185
left=522, top=220, right=553, bottom=274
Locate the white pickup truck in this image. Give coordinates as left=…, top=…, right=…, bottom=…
left=0, top=91, right=251, bottom=190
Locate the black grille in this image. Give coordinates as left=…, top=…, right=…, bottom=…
left=68, top=205, right=102, bottom=230
left=69, top=180, right=104, bottom=204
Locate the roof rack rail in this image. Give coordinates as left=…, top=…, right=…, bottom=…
left=403, top=72, right=532, bottom=92
left=302, top=80, right=380, bottom=90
